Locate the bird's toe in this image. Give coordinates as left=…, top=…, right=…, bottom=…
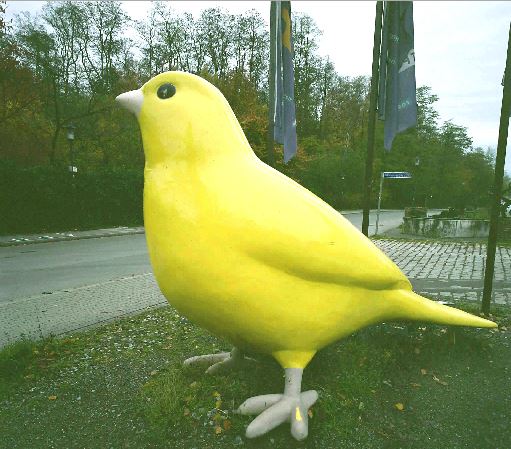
left=240, top=390, right=318, bottom=440
left=183, top=352, right=230, bottom=368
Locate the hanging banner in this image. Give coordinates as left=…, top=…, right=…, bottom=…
left=273, top=1, right=298, bottom=163
left=377, top=1, right=417, bottom=150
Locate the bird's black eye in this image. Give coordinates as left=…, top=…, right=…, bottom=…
left=157, top=83, right=176, bottom=99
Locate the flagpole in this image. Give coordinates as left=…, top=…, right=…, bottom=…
left=266, top=1, right=277, bottom=167
left=362, top=1, right=384, bottom=236
left=481, top=22, right=511, bottom=315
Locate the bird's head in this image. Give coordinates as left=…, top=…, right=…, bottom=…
left=116, top=71, right=252, bottom=166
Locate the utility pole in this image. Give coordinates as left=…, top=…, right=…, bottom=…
left=266, top=1, right=277, bottom=167
left=481, top=22, right=511, bottom=315
left=362, top=1, right=384, bottom=236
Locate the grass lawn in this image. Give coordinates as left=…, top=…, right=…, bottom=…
left=1, top=303, right=510, bottom=449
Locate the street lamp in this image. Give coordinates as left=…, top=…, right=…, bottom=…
left=66, top=124, right=77, bottom=178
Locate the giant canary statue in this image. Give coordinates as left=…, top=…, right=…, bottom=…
left=116, top=72, right=496, bottom=441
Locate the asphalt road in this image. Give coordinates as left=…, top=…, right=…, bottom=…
left=343, top=209, right=405, bottom=235
left=0, top=210, right=403, bottom=303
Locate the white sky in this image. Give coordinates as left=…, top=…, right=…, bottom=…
left=5, top=1, right=511, bottom=174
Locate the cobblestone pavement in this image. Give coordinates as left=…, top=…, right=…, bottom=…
left=375, top=240, right=511, bottom=305
left=375, top=240, right=511, bottom=281
left=0, top=274, right=166, bottom=348
left=1, top=239, right=510, bottom=348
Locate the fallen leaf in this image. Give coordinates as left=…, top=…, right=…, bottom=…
left=150, top=370, right=158, bottom=376
left=223, top=419, right=232, bottom=431
left=394, top=403, right=404, bottom=411
left=214, top=426, right=222, bottom=435
left=433, top=375, right=448, bottom=386
left=183, top=408, right=190, bottom=416
left=414, top=347, right=421, bottom=354
left=410, top=383, right=421, bottom=388
left=48, top=395, right=57, bottom=400
left=420, top=368, right=427, bottom=375
left=308, top=409, right=313, bottom=418
left=189, top=382, right=198, bottom=389
left=378, top=430, right=390, bottom=438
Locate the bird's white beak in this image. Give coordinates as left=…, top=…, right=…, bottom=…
left=115, top=89, right=143, bottom=117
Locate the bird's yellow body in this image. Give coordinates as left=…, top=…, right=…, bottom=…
left=132, top=71, right=496, bottom=370
left=117, top=71, right=496, bottom=439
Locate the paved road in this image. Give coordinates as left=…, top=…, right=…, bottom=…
left=343, top=209, right=405, bottom=234
left=0, top=234, right=150, bottom=303
left=3, top=210, right=511, bottom=348
left=0, top=210, right=402, bottom=303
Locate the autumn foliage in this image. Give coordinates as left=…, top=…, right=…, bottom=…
left=0, top=1, right=501, bottom=233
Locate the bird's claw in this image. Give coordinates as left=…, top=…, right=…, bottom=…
left=237, top=390, right=318, bottom=440
left=184, top=348, right=253, bottom=374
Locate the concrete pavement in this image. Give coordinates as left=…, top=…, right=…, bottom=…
left=1, top=236, right=510, bottom=348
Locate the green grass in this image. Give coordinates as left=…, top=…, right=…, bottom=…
left=0, top=303, right=510, bottom=449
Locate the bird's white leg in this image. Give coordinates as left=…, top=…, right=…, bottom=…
left=183, top=347, right=251, bottom=374
left=237, top=368, right=318, bottom=441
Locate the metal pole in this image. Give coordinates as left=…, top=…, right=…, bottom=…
left=70, top=140, right=75, bottom=179
left=375, top=172, right=384, bottom=235
left=266, top=1, right=277, bottom=167
left=481, top=22, right=511, bottom=315
left=362, top=1, right=384, bottom=236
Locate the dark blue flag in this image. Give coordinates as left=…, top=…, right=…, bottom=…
left=377, top=1, right=417, bottom=150
left=272, top=1, right=297, bottom=163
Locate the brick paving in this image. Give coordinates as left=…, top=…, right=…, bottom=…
left=0, top=274, right=166, bottom=348
left=375, top=240, right=511, bottom=306
left=1, top=239, right=510, bottom=348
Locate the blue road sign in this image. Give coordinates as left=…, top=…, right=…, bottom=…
left=383, top=171, right=412, bottom=179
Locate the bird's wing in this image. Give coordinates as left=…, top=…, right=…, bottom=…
left=212, top=158, right=410, bottom=291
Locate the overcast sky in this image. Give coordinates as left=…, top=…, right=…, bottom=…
left=5, top=1, right=511, bottom=174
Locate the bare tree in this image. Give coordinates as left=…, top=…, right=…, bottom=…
left=197, top=8, right=232, bottom=79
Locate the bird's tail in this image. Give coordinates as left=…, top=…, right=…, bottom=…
left=388, top=289, right=497, bottom=328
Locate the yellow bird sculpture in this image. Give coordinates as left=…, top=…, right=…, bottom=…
left=116, top=72, right=496, bottom=441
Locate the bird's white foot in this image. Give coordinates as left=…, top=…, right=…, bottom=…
left=183, top=347, right=250, bottom=374
left=236, top=368, right=318, bottom=440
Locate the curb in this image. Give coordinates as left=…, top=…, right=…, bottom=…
left=0, top=228, right=145, bottom=248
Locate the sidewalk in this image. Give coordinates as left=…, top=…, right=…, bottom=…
left=1, top=238, right=510, bottom=349
left=0, top=226, right=145, bottom=247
